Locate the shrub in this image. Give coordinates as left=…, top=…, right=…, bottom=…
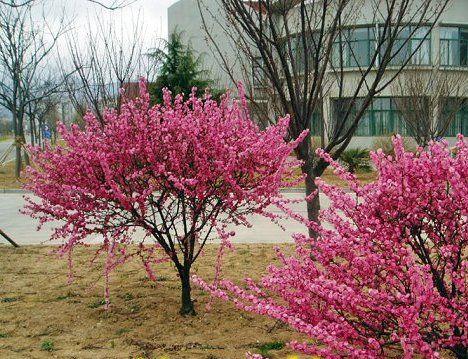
left=23, top=79, right=305, bottom=316
left=339, top=148, right=371, bottom=173
left=196, top=136, right=467, bottom=358
left=372, top=134, right=416, bottom=155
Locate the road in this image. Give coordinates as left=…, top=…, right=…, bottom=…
left=0, top=139, right=14, bottom=163
left=0, top=192, right=330, bottom=246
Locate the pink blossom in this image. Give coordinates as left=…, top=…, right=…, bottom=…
left=196, top=135, right=467, bottom=357
left=23, top=78, right=306, bottom=314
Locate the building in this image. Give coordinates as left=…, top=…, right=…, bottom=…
left=168, top=0, right=468, bottom=148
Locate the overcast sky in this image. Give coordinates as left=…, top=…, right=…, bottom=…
left=46, top=0, right=179, bottom=47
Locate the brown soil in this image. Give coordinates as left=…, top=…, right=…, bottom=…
left=0, top=244, right=308, bottom=359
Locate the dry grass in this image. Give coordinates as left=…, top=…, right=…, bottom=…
left=291, top=167, right=377, bottom=189
left=0, top=244, right=309, bottom=359
left=0, top=161, right=26, bottom=190
left=0, top=147, right=378, bottom=191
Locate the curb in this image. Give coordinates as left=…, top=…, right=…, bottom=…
left=1, top=188, right=28, bottom=194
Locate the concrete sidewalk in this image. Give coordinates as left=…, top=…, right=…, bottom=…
left=0, top=192, right=329, bottom=246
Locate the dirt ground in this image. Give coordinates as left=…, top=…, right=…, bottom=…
left=0, top=161, right=24, bottom=189
left=0, top=243, right=309, bottom=359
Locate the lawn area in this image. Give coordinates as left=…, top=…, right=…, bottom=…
left=315, top=168, right=376, bottom=187
left=290, top=167, right=377, bottom=189
left=0, top=161, right=377, bottom=191
left=0, top=244, right=308, bottom=359
left=0, top=161, right=24, bottom=190
left=0, top=136, right=12, bottom=142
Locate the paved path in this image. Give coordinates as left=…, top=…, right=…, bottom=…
left=0, top=192, right=330, bottom=246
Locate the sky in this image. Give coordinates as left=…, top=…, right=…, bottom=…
left=46, top=0, right=179, bottom=47
left=0, top=0, right=180, bottom=119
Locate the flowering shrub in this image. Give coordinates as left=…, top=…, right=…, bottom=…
left=195, top=136, right=467, bottom=357
left=23, top=79, right=306, bottom=315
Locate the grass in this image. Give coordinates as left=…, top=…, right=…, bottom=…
left=1, top=297, right=18, bottom=303
left=0, top=160, right=377, bottom=191
left=0, top=161, right=25, bottom=189
left=258, top=341, right=285, bottom=357
left=88, top=298, right=106, bottom=309
left=290, top=166, right=377, bottom=189
left=40, top=340, right=54, bottom=352
left=0, top=135, right=12, bottom=142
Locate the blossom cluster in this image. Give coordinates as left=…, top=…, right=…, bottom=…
left=195, top=136, right=467, bottom=358
left=23, top=79, right=306, bottom=310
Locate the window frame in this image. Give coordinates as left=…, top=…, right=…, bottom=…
left=332, top=23, right=432, bottom=69
left=439, top=26, right=468, bottom=67
left=332, top=97, right=411, bottom=137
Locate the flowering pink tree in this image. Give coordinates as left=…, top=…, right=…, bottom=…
left=195, top=136, right=467, bottom=357
left=23, top=79, right=305, bottom=315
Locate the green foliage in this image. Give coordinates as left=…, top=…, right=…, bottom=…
left=41, top=340, right=54, bottom=351
left=149, top=31, right=222, bottom=103
left=1, top=297, right=18, bottom=303
left=0, top=333, right=7, bottom=338
left=339, top=148, right=372, bottom=174
left=258, top=341, right=285, bottom=357
left=88, top=298, right=106, bottom=308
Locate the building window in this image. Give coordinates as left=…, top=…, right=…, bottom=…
left=383, top=25, right=431, bottom=66
left=442, top=99, right=468, bottom=136
left=440, top=27, right=468, bottom=67
left=333, top=97, right=408, bottom=136
left=332, top=27, right=376, bottom=68
left=283, top=33, right=319, bottom=74
left=332, top=25, right=431, bottom=68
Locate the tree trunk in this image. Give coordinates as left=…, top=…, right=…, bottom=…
left=0, top=228, right=19, bottom=247
left=298, top=132, right=321, bottom=237
left=305, top=170, right=320, bottom=223
left=30, top=116, right=35, bottom=146
left=179, top=266, right=195, bottom=316
left=12, top=109, right=22, bottom=179
left=304, top=166, right=320, bottom=238
left=14, top=138, right=22, bottom=179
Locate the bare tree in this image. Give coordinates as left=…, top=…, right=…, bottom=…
left=25, top=87, right=61, bottom=148
left=61, top=13, right=158, bottom=124
left=0, top=0, right=136, bottom=10
left=0, top=1, right=65, bottom=178
left=198, top=0, right=449, bottom=227
left=392, top=68, right=467, bottom=146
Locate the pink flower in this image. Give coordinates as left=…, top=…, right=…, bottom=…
left=197, top=136, right=468, bottom=358
left=23, top=78, right=306, bottom=314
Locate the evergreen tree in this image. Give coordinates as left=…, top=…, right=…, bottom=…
left=150, top=32, right=220, bottom=103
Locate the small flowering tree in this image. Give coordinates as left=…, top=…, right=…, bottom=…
left=195, top=136, right=467, bottom=357
left=23, top=79, right=305, bottom=315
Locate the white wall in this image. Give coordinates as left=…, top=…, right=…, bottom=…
left=168, top=0, right=241, bottom=90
